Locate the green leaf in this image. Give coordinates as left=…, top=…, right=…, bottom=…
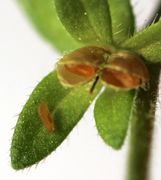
left=122, top=20, right=161, bottom=63
left=18, top=0, right=82, bottom=52
left=11, top=71, right=102, bottom=169
left=94, top=88, right=135, bottom=149
left=108, top=0, right=135, bottom=44
left=54, top=0, right=112, bottom=46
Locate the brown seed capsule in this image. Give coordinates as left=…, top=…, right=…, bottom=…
left=57, top=46, right=110, bottom=87
left=38, top=102, right=55, bottom=133
left=101, top=51, right=149, bottom=90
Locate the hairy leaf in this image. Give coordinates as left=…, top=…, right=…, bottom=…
left=108, top=0, right=135, bottom=44
left=11, top=71, right=102, bottom=169
left=122, top=20, right=161, bottom=63
left=94, top=88, right=135, bottom=149
left=18, top=0, right=81, bottom=52
left=54, top=0, right=112, bottom=46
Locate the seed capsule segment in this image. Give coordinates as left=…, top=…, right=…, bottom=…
left=57, top=46, right=110, bottom=87
left=101, top=51, right=149, bottom=90
left=64, top=64, right=97, bottom=78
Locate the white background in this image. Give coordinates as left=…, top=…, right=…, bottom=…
left=0, top=0, right=161, bottom=180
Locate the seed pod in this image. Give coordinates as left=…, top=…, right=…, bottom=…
left=57, top=46, right=110, bottom=87
left=101, top=51, right=149, bottom=90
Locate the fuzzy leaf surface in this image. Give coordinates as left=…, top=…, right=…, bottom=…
left=18, top=0, right=81, bottom=52
left=94, top=88, right=135, bottom=149
left=108, top=0, right=135, bottom=44
left=54, top=0, right=112, bottom=46
left=11, top=71, right=101, bottom=169
left=122, top=20, right=161, bottom=63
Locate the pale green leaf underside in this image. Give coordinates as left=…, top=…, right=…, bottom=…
left=11, top=71, right=102, bottom=169
left=54, top=0, right=112, bottom=46
left=108, top=0, right=135, bottom=44
left=94, top=88, right=135, bottom=149
left=122, top=20, right=161, bottom=63
left=18, top=0, right=82, bottom=52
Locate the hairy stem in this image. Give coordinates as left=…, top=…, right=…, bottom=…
left=127, top=64, right=161, bottom=180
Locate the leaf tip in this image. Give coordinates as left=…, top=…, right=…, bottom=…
left=98, top=131, right=124, bottom=150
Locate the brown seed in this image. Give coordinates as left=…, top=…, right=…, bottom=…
left=38, top=102, right=55, bottom=133
left=101, top=51, right=149, bottom=90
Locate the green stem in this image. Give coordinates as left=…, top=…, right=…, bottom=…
left=127, top=64, right=161, bottom=180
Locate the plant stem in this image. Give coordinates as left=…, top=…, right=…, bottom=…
left=127, top=64, right=161, bottom=180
